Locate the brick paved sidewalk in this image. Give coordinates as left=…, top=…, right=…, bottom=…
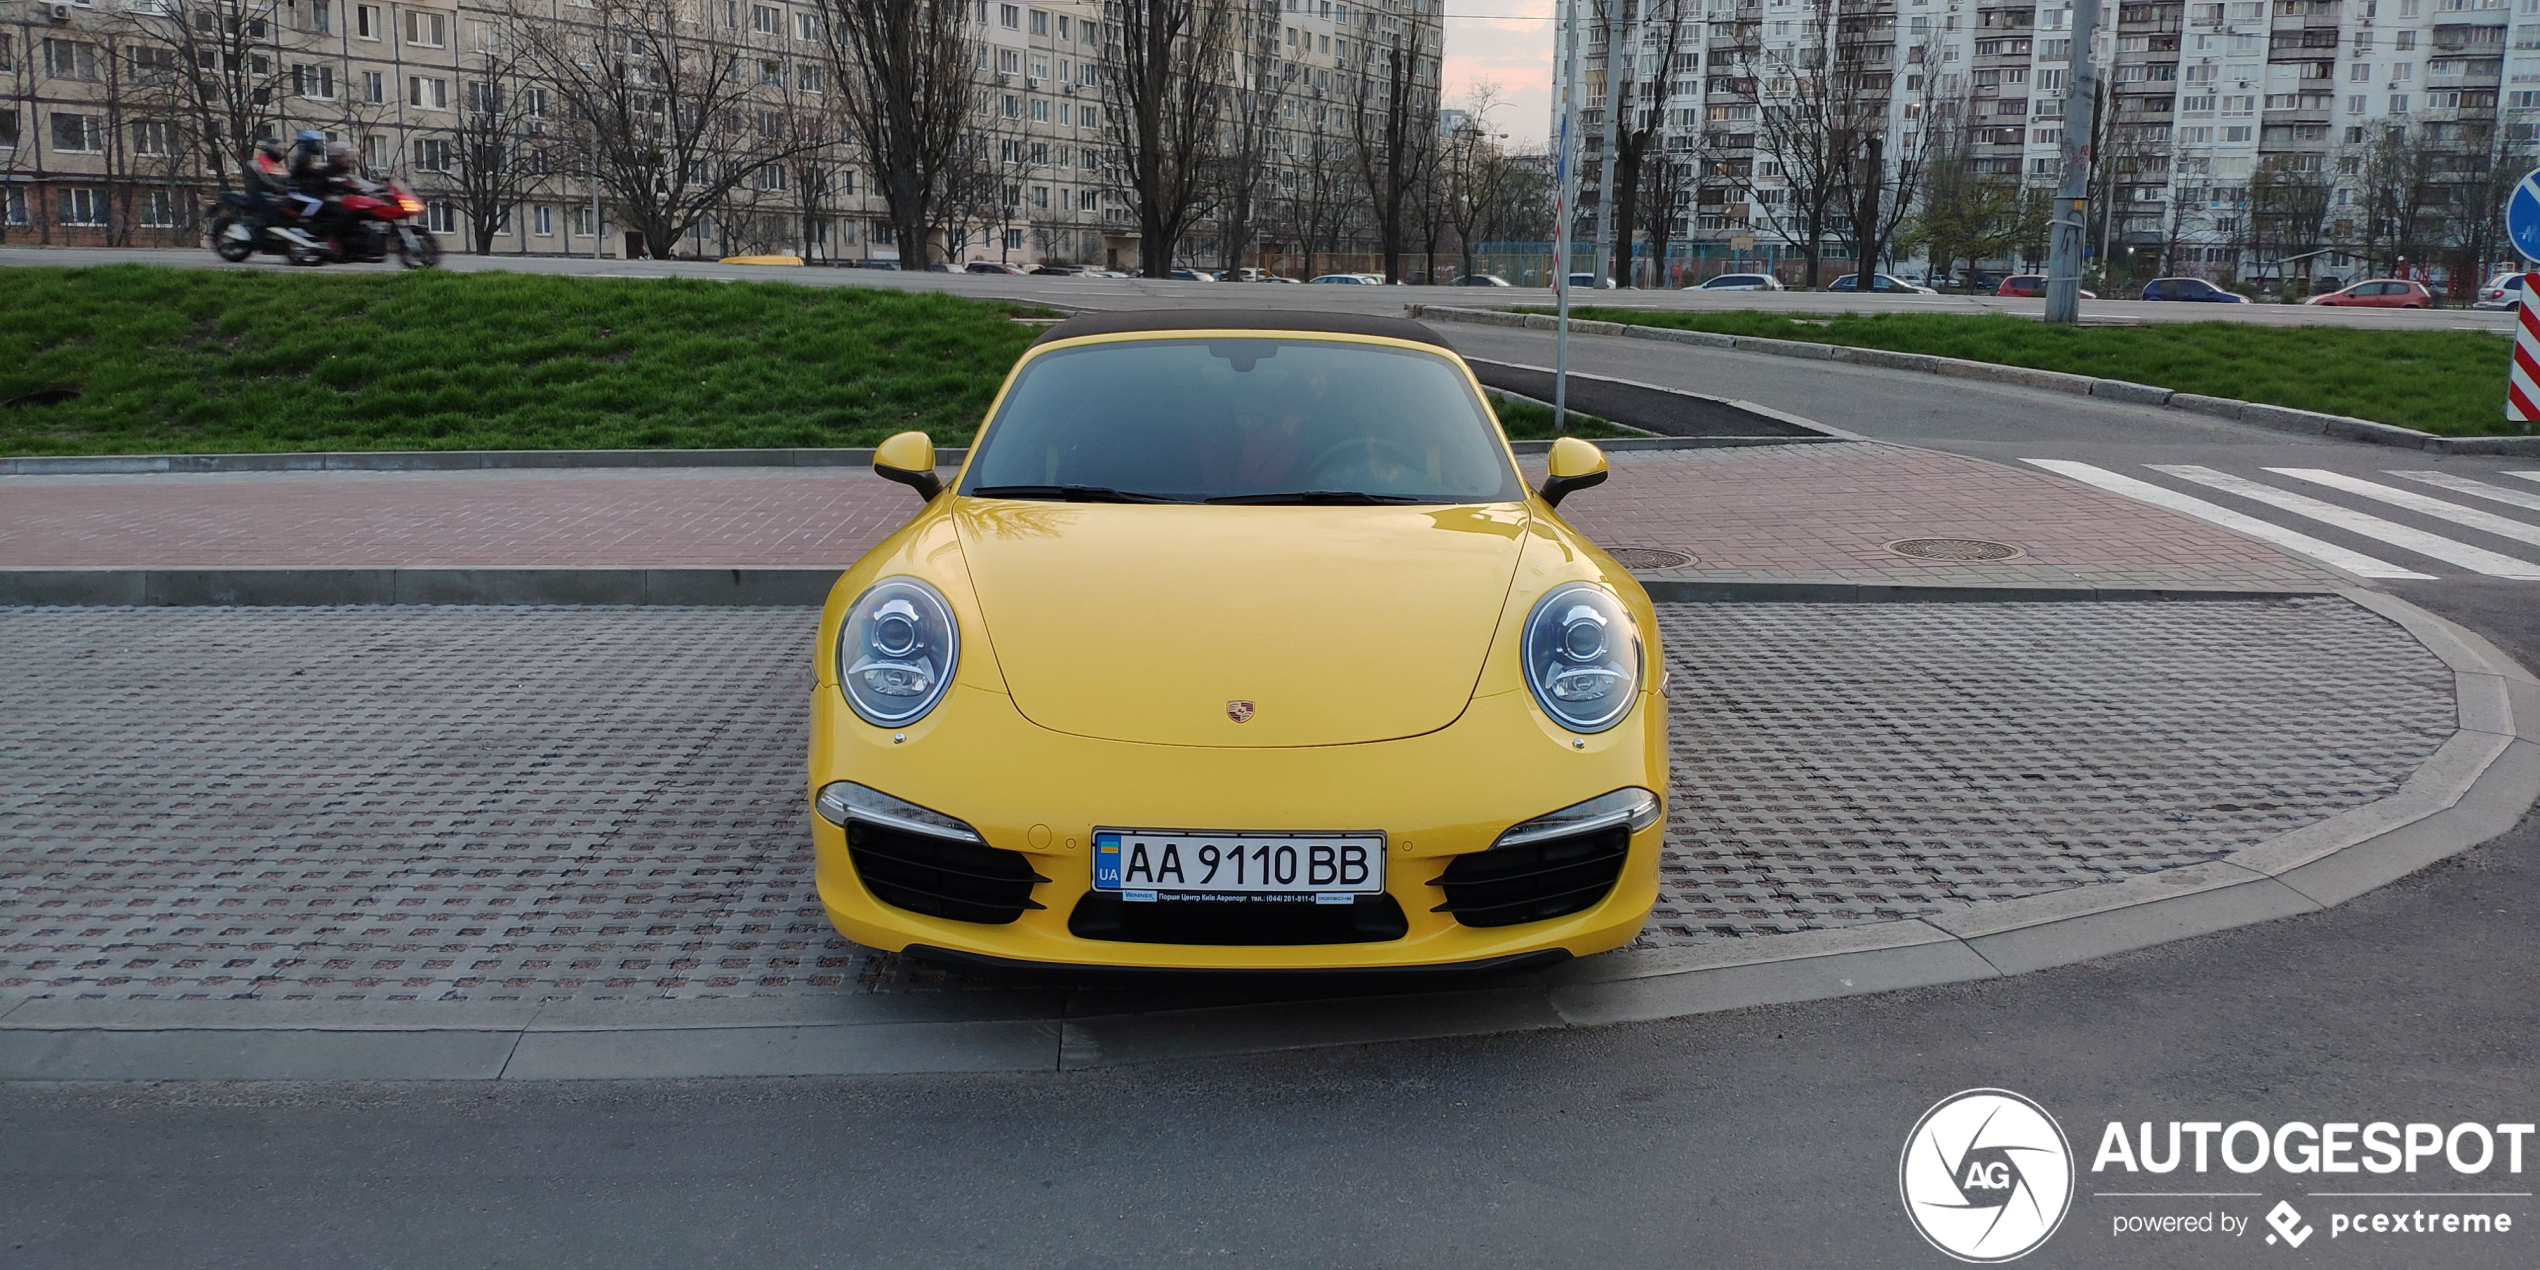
left=0, top=441, right=2334, bottom=589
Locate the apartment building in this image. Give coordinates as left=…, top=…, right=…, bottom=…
left=1554, top=0, right=2533, bottom=284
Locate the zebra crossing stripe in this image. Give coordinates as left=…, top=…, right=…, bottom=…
left=2267, top=468, right=2540, bottom=548
left=2020, top=460, right=2434, bottom=579
left=2153, top=465, right=2540, bottom=580
left=2512, top=471, right=2540, bottom=486
left=2386, top=470, right=2540, bottom=515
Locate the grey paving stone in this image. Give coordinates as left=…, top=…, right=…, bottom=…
left=0, top=599, right=2458, bottom=1020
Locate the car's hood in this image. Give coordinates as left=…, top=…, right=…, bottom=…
left=954, top=501, right=1529, bottom=747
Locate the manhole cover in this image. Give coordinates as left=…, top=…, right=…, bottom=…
left=1886, top=537, right=2024, bottom=562
left=1607, top=547, right=1696, bottom=570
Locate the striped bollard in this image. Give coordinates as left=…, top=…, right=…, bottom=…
left=2515, top=273, right=2540, bottom=430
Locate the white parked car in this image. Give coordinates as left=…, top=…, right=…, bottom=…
left=2473, top=272, right=2530, bottom=309
left=1693, top=273, right=1785, bottom=291
left=1309, top=273, right=1385, bottom=284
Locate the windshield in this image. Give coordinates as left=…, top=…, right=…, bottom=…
left=957, top=337, right=1524, bottom=505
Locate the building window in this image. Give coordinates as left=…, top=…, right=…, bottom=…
left=50, top=113, right=103, bottom=152
left=1030, top=7, right=1049, bottom=33
left=752, top=4, right=778, bottom=33
left=356, top=4, right=380, bottom=37
left=574, top=205, right=597, bottom=236
left=1030, top=97, right=1050, bottom=121
left=409, top=77, right=450, bottom=109
left=535, top=204, right=555, bottom=235
left=404, top=10, right=447, bottom=47
left=797, top=11, right=821, bottom=39
left=2, top=189, right=24, bottom=225
left=361, top=70, right=385, bottom=103
left=759, top=163, right=787, bottom=190
left=140, top=189, right=177, bottom=227
left=292, top=63, right=337, bottom=98
left=414, top=138, right=453, bottom=171
left=2389, top=92, right=2410, bottom=111
left=59, top=188, right=104, bottom=226
left=132, top=119, right=175, bottom=155
left=427, top=202, right=458, bottom=234
left=798, top=63, right=823, bottom=90
left=44, top=39, right=102, bottom=81
left=1000, top=3, right=1020, bottom=27
left=1004, top=227, right=1024, bottom=249
left=363, top=134, right=388, bottom=167
left=312, top=0, right=333, bottom=33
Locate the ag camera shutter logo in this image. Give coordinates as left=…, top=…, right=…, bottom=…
left=1900, top=1088, right=2077, bottom=1262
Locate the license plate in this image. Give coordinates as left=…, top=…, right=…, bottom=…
left=1091, top=829, right=1386, bottom=903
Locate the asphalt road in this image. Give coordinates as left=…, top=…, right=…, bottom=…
left=5, top=283, right=2536, bottom=1269
left=0, top=244, right=2515, bottom=332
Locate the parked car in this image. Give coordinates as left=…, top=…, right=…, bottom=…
left=1693, top=273, right=1784, bottom=291
left=1168, top=268, right=1219, bottom=282
left=2308, top=278, right=2436, bottom=308
left=1452, top=274, right=1514, bottom=287
left=2138, top=276, right=2249, bottom=303
left=2474, top=272, right=2530, bottom=309
left=1030, top=264, right=1087, bottom=276
left=1824, top=273, right=1937, bottom=294
left=1994, top=275, right=2098, bottom=299
left=1566, top=272, right=1612, bottom=289
left=1309, top=273, right=1383, bottom=284
left=965, top=261, right=1030, bottom=275
left=820, top=310, right=1662, bottom=970
left=1257, top=274, right=1302, bottom=283
left=853, top=259, right=903, bottom=270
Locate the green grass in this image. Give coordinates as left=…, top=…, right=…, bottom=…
left=0, top=266, right=1048, bottom=455
left=1485, top=393, right=1633, bottom=440
left=1531, top=307, right=2524, bottom=437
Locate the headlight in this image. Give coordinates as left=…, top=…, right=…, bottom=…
left=1521, top=582, right=1641, bottom=733
left=814, top=780, right=981, bottom=843
left=837, top=577, right=959, bottom=726
left=1495, top=787, right=1662, bottom=848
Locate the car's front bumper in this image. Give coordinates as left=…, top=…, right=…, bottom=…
left=806, top=683, right=1666, bottom=971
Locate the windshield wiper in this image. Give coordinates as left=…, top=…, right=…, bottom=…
left=1204, top=490, right=1428, bottom=505
left=970, top=484, right=1181, bottom=504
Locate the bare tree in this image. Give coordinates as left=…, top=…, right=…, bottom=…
left=1597, top=0, right=1692, bottom=286
left=115, top=0, right=303, bottom=188
left=1735, top=31, right=1867, bottom=286
left=1637, top=150, right=1698, bottom=285
left=516, top=0, right=824, bottom=259
left=2249, top=152, right=2330, bottom=294
left=1105, top=0, right=1230, bottom=275
left=814, top=0, right=973, bottom=269
left=1212, top=0, right=1284, bottom=275
left=428, top=39, right=557, bottom=254
left=1348, top=22, right=1434, bottom=283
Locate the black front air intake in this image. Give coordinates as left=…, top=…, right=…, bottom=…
left=1430, top=825, right=1630, bottom=928
left=848, top=821, right=1048, bottom=925
left=1067, top=893, right=1410, bottom=945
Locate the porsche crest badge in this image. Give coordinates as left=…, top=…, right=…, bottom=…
left=1225, top=699, right=1256, bottom=724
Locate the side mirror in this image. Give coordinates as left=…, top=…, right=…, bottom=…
left=1538, top=436, right=1609, bottom=508
left=874, top=430, right=941, bottom=501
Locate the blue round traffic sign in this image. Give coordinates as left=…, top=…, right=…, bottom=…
left=2509, top=167, right=2540, bottom=263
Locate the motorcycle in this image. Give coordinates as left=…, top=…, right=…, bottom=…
left=209, top=176, right=443, bottom=269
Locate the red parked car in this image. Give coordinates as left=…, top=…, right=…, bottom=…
left=1995, top=274, right=2096, bottom=298
left=2307, top=278, right=2436, bottom=308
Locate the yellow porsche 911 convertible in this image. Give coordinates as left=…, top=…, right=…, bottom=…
left=807, top=310, right=1665, bottom=971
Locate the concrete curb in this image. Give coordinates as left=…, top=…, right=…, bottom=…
left=1407, top=303, right=2540, bottom=457
left=0, top=589, right=2524, bottom=1079
left=0, top=567, right=2336, bottom=607
left=0, top=433, right=1798, bottom=477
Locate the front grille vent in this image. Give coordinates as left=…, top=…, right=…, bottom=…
left=848, top=821, right=1048, bottom=925
left=1431, top=825, right=1630, bottom=928
left=1068, top=893, right=1410, bottom=945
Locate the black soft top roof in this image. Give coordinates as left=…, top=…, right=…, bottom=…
left=1030, top=308, right=1454, bottom=349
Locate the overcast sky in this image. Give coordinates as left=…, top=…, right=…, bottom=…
left=1439, top=1, right=1556, bottom=150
